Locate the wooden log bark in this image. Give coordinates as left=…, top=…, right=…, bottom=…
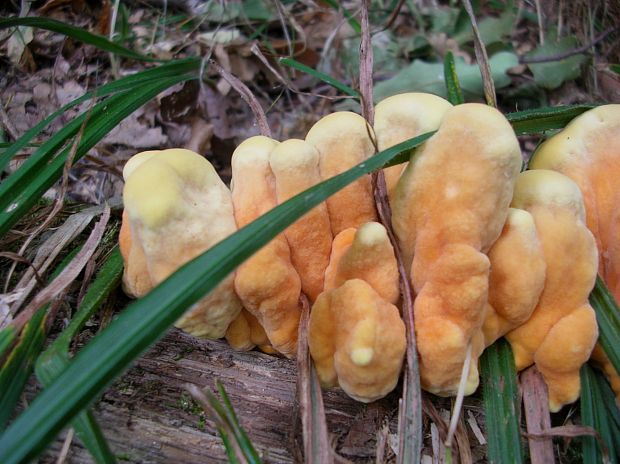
left=39, top=329, right=401, bottom=463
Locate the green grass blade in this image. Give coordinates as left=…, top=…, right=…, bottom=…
left=0, top=74, right=195, bottom=237
left=35, top=249, right=123, bottom=464
left=480, top=339, right=524, bottom=464
left=0, top=308, right=46, bottom=430
left=581, top=364, right=620, bottom=464
left=610, top=64, right=620, bottom=74
left=506, top=105, right=596, bottom=135
left=0, top=58, right=200, bottom=172
left=0, top=17, right=157, bottom=62
left=37, top=248, right=123, bottom=358
left=0, top=327, right=16, bottom=358
left=37, top=352, right=117, bottom=464
left=279, top=57, right=360, bottom=98
left=215, top=383, right=261, bottom=463
left=0, top=131, right=430, bottom=464
left=589, top=277, right=620, bottom=375
left=443, top=51, right=464, bottom=105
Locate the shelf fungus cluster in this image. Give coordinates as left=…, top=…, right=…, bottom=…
left=120, top=96, right=618, bottom=408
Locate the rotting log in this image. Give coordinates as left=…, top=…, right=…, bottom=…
left=37, top=329, right=402, bottom=463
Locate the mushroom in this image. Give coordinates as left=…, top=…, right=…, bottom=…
left=308, top=278, right=406, bottom=402
left=269, top=139, right=333, bottom=301
left=506, top=169, right=599, bottom=412
left=305, top=111, right=378, bottom=235
left=231, top=136, right=302, bottom=358
left=482, top=208, right=546, bottom=346
left=374, top=92, right=453, bottom=201
left=120, top=148, right=242, bottom=338
left=391, top=103, right=522, bottom=395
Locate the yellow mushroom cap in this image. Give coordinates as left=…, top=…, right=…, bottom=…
left=324, top=222, right=399, bottom=304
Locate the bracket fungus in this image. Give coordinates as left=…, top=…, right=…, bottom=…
left=306, top=111, right=378, bottom=235
left=391, top=103, right=522, bottom=396
left=231, top=136, right=302, bottom=358
left=374, top=92, right=453, bottom=201
left=506, top=169, right=599, bottom=412
left=120, top=148, right=242, bottom=338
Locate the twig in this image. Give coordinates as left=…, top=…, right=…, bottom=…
left=359, top=0, right=374, bottom=125
left=520, top=26, right=620, bottom=63
left=461, top=0, right=497, bottom=107
left=55, top=428, right=74, bottom=464
left=445, top=342, right=472, bottom=450
left=0, top=252, right=45, bottom=288
left=209, top=59, right=271, bottom=138
left=524, top=426, right=611, bottom=464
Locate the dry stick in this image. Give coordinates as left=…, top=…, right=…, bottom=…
left=521, top=366, right=555, bottom=464
left=358, top=1, right=422, bottom=462
left=520, top=25, right=620, bottom=63
left=55, top=428, right=75, bottom=464
left=359, top=0, right=374, bottom=126
left=534, top=0, right=545, bottom=45
left=11, top=205, right=110, bottom=333
left=525, top=426, right=612, bottom=464
left=445, top=343, right=472, bottom=451
left=209, top=59, right=271, bottom=138
left=461, top=0, right=497, bottom=108
left=296, top=294, right=333, bottom=464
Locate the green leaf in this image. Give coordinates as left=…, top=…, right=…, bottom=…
left=0, top=327, right=15, bottom=359
left=0, top=131, right=431, bottom=464
left=526, top=36, right=588, bottom=89
left=35, top=249, right=123, bottom=464
left=507, top=105, right=596, bottom=135
left=0, top=308, right=47, bottom=430
left=443, top=51, right=464, bottom=105
left=452, top=10, right=516, bottom=46
left=279, top=57, right=360, bottom=98
left=589, top=277, right=620, bottom=375
left=580, top=364, right=620, bottom=464
left=0, top=74, right=195, bottom=237
left=373, top=51, right=518, bottom=102
left=480, top=339, right=524, bottom=464
left=0, top=17, right=157, bottom=62
left=611, top=64, right=620, bottom=74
